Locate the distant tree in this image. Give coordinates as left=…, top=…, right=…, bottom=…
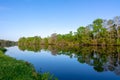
left=18, top=16, right=120, bottom=46
left=48, top=33, right=57, bottom=44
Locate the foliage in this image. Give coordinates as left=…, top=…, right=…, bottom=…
left=18, top=16, right=120, bottom=46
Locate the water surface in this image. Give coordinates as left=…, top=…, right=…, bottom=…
left=5, top=46, right=120, bottom=80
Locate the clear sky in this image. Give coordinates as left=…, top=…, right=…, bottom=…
left=0, top=0, right=120, bottom=41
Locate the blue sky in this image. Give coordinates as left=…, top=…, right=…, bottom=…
left=0, top=0, right=120, bottom=41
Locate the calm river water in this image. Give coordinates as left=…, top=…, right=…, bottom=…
left=5, top=46, right=120, bottom=80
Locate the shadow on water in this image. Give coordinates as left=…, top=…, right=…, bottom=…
left=18, top=44, right=120, bottom=76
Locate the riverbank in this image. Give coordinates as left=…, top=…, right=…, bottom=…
left=0, top=50, right=57, bottom=80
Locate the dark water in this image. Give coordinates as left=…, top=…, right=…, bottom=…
left=5, top=46, right=120, bottom=80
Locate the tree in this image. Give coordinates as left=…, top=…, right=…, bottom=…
left=76, top=26, right=90, bottom=45
left=92, top=18, right=103, bottom=45
left=113, top=16, right=120, bottom=45
left=48, top=33, right=57, bottom=44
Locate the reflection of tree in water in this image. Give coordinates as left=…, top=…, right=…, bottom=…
left=53, top=46, right=120, bottom=75
left=0, top=40, right=16, bottom=53
left=0, top=40, right=16, bottom=47
left=18, top=44, right=120, bottom=75
left=103, top=50, right=120, bottom=75
left=18, top=44, right=42, bottom=52
left=48, top=46, right=58, bottom=56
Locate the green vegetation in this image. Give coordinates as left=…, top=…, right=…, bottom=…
left=0, top=49, right=57, bottom=80
left=18, top=16, right=120, bottom=46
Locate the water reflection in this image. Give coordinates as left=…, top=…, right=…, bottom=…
left=0, top=40, right=16, bottom=47
left=18, top=44, right=120, bottom=76
left=0, top=41, right=16, bottom=53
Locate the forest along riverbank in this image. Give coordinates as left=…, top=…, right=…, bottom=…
left=18, top=17, right=120, bottom=46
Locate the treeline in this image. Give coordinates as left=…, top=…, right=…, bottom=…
left=18, top=16, right=120, bottom=46
left=0, top=39, right=17, bottom=47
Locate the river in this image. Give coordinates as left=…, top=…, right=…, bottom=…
left=5, top=46, right=120, bottom=80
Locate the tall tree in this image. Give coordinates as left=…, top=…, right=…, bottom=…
left=92, top=18, right=103, bottom=45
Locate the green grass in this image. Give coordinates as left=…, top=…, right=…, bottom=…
left=0, top=51, right=57, bottom=80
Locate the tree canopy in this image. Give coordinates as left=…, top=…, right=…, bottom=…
left=18, top=16, right=120, bottom=46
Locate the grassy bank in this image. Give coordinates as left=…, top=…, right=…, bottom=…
left=0, top=50, right=57, bottom=80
